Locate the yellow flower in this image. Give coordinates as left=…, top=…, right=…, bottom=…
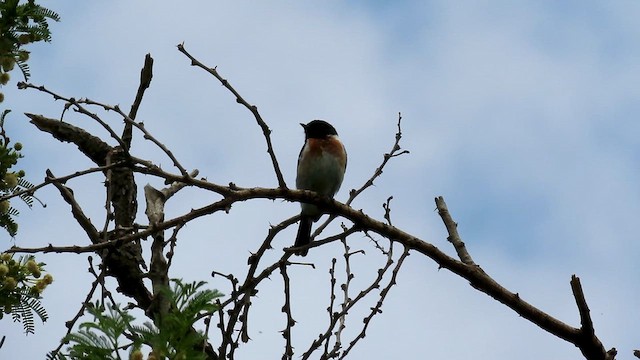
left=35, top=279, right=47, bottom=290
left=43, top=274, right=54, bottom=284
left=129, top=350, right=143, bottom=360
left=4, top=172, right=18, bottom=188
left=0, top=72, right=9, bottom=85
left=0, top=201, right=9, bottom=214
left=26, top=259, right=38, bottom=271
left=3, top=277, right=17, bottom=290
left=0, top=264, right=8, bottom=277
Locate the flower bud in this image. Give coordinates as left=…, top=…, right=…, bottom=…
left=17, top=51, right=29, bottom=62
left=3, top=277, right=17, bottom=290
left=130, top=349, right=143, bottom=360
left=26, top=259, right=38, bottom=273
left=0, top=264, right=8, bottom=276
left=1, top=57, right=14, bottom=72
left=43, top=273, right=53, bottom=284
left=17, top=34, right=31, bottom=44
left=0, top=72, right=9, bottom=85
left=0, top=201, right=9, bottom=214
left=4, top=172, right=18, bottom=188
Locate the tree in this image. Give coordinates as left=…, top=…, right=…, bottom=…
left=0, top=41, right=630, bottom=359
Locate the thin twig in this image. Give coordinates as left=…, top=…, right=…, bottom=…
left=217, top=216, right=298, bottom=359
left=334, top=238, right=357, bottom=352
left=312, top=112, right=408, bottom=239
left=286, top=223, right=359, bottom=255
left=19, top=82, right=128, bottom=151
left=382, top=196, right=393, bottom=226
left=341, top=245, right=410, bottom=359
left=46, top=169, right=101, bottom=244
left=280, top=262, right=295, bottom=360
left=49, top=257, right=105, bottom=358
left=0, top=162, right=126, bottom=203
left=324, top=258, right=338, bottom=356
left=176, top=43, right=286, bottom=188
left=347, top=112, right=408, bottom=205
left=132, top=161, right=231, bottom=196
left=304, top=239, right=396, bottom=360
left=81, top=98, right=189, bottom=176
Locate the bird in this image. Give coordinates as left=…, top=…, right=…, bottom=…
left=294, top=120, right=347, bottom=256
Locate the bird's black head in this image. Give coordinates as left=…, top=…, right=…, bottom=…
left=301, top=120, right=338, bottom=139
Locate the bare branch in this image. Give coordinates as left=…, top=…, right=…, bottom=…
left=0, top=162, right=126, bottom=203
left=280, top=262, right=295, bottom=360
left=303, top=238, right=398, bottom=359
left=346, top=112, right=408, bottom=206
left=341, top=245, right=410, bottom=359
left=145, top=184, right=171, bottom=316
left=312, top=112, right=408, bottom=242
left=26, top=113, right=112, bottom=166
left=331, top=239, right=358, bottom=356
left=435, top=196, right=475, bottom=265
left=176, top=43, right=287, bottom=188
left=80, top=98, right=189, bottom=176
left=123, top=53, right=154, bottom=149
left=570, top=276, right=616, bottom=360
left=48, top=257, right=105, bottom=358
left=21, top=83, right=128, bottom=151
left=45, top=169, right=100, bottom=244
left=133, top=159, right=231, bottom=196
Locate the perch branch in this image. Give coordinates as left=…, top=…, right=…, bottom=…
left=6, top=180, right=614, bottom=358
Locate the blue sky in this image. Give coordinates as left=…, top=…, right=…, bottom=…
left=2, top=1, right=639, bottom=359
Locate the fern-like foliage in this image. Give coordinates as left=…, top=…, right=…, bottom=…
left=15, top=59, right=30, bottom=82
left=50, top=279, right=223, bottom=360
left=17, top=177, right=35, bottom=207
left=9, top=288, right=48, bottom=334
left=0, top=110, right=37, bottom=237
left=135, top=279, right=223, bottom=359
left=0, top=0, right=60, bottom=81
left=0, top=254, right=51, bottom=334
left=50, top=304, right=134, bottom=360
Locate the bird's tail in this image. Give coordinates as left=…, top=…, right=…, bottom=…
left=294, top=215, right=313, bottom=256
